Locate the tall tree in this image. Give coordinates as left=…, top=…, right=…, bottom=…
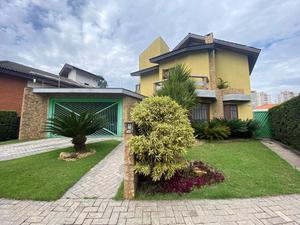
left=156, top=64, right=197, bottom=110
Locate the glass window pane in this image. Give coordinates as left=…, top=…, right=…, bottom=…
left=191, top=103, right=209, bottom=122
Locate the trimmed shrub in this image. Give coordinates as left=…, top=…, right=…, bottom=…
left=129, top=96, right=195, bottom=181
left=0, top=111, right=19, bottom=141
left=269, top=96, right=300, bottom=151
left=192, top=121, right=230, bottom=140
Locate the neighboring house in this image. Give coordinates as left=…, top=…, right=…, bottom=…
left=131, top=33, right=261, bottom=120
left=0, top=61, right=144, bottom=140
left=59, top=63, right=107, bottom=88
left=254, top=104, right=277, bottom=111
left=0, top=61, right=84, bottom=115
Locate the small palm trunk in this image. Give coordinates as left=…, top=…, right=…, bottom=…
left=72, top=135, right=87, bottom=152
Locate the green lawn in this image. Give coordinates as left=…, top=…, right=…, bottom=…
left=0, top=140, right=120, bottom=201
left=115, top=140, right=300, bottom=200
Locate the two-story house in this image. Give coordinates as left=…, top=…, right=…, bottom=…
left=131, top=33, right=260, bottom=121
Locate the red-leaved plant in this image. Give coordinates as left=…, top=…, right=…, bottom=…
left=160, top=161, right=224, bottom=193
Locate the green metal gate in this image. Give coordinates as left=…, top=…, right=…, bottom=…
left=48, top=98, right=123, bottom=137
left=253, top=110, right=272, bottom=138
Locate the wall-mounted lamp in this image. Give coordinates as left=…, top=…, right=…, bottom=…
left=125, top=121, right=134, bottom=134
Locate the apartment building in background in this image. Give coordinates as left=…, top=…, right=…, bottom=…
left=277, top=91, right=298, bottom=104
left=251, top=90, right=272, bottom=108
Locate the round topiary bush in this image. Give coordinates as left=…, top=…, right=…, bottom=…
left=129, top=96, right=195, bottom=181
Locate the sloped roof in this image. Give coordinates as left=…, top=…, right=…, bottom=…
left=255, top=104, right=277, bottom=110
left=0, top=61, right=84, bottom=87
left=150, top=33, right=261, bottom=74
left=59, top=63, right=105, bottom=80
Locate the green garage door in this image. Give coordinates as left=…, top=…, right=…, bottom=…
left=48, top=98, right=123, bottom=137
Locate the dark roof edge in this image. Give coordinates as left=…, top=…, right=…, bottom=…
left=59, top=63, right=105, bottom=79
left=150, top=44, right=214, bottom=63
left=130, top=65, right=159, bottom=76
left=0, top=67, right=83, bottom=87
left=173, top=33, right=205, bottom=50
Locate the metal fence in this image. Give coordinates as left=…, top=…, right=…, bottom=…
left=253, top=110, right=272, bottom=138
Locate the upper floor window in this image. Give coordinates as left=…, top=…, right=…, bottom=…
left=191, top=103, right=209, bottom=122
left=224, top=104, right=238, bottom=120
left=162, top=68, right=174, bottom=79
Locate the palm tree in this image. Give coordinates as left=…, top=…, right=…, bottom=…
left=45, top=112, right=106, bottom=152
left=156, top=64, right=197, bottom=110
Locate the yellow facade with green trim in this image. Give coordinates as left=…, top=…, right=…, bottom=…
left=132, top=33, right=260, bottom=121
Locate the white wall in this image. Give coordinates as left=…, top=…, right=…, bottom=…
left=75, top=72, right=98, bottom=87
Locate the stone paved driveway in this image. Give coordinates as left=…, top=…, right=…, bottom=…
left=0, top=137, right=121, bottom=161
left=1, top=140, right=300, bottom=224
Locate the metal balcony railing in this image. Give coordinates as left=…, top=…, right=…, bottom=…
left=154, top=75, right=209, bottom=92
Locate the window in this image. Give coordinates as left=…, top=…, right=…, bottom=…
left=224, top=104, right=238, bottom=120
left=162, top=68, right=174, bottom=79
left=191, top=103, right=209, bottom=122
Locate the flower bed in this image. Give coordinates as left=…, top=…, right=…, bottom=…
left=138, top=161, right=224, bottom=194
left=160, top=161, right=224, bottom=193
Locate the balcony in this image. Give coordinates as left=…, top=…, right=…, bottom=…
left=154, top=75, right=210, bottom=92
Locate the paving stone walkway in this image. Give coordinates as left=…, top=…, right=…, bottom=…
left=1, top=140, right=300, bottom=224
left=63, top=142, right=124, bottom=199
left=0, top=137, right=121, bottom=161
left=261, top=139, right=300, bottom=172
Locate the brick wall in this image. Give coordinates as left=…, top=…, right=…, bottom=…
left=0, top=73, right=27, bottom=115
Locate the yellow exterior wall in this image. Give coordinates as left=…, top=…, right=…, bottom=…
left=238, top=103, right=253, bottom=119
left=139, top=37, right=169, bottom=70
left=216, top=49, right=252, bottom=119
left=158, top=52, right=210, bottom=81
left=216, top=49, right=251, bottom=95
left=140, top=72, right=159, bottom=97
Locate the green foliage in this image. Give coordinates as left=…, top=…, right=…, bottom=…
left=192, top=121, right=230, bottom=140
left=45, top=112, right=106, bottom=151
left=269, top=96, right=300, bottom=151
left=192, top=118, right=259, bottom=140
left=129, top=96, right=195, bottom=181
left=156, top=64, right=197, bottom=110
left=0, top=111, right=19, bottom=141
left=217, top=78, right=229, bottom=89
left=215, top=118, right=259, bottom=138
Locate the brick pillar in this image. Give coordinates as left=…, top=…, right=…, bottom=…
left=206, top=33, right=224, bottom=118
left=123, top=123, right=137, bottom=199
left=19, top=88, right=48, bottom=140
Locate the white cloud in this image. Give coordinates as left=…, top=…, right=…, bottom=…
left=0, top=0, right=299, bottom=95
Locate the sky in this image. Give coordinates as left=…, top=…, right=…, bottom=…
left=0, top=0, right=300, bottom=97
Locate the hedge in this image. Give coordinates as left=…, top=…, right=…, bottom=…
left=269, top=96, right=300, bottom=151
left=0, top=111, right=19, bottom=141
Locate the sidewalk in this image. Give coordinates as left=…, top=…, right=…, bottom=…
left=261, top=139, right=300, bottom=171
left=0, top=137, right=122, bottom=161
